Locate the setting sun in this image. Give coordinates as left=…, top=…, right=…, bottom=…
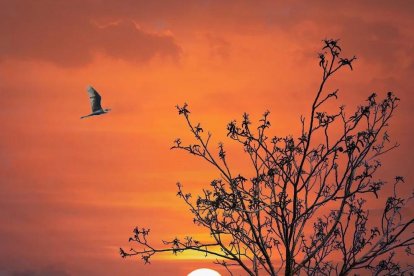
left=188, top=268, right=221, bottom=276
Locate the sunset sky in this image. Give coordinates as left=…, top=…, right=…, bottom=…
left=0, top=1, right=413, bottom=275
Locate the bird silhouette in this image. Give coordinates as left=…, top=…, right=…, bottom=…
left=80, top=86, right=111, bottom=119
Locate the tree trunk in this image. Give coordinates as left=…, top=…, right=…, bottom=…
left=285, top=251, right=293, bottom=276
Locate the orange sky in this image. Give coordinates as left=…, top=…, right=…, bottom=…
left=0, top=1, right=413, bottom=275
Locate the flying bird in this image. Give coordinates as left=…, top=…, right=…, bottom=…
left=81, top=86, right=111, bottom=119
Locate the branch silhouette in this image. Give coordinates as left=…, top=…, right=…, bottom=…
left=121, top=39, right=413, bottom=276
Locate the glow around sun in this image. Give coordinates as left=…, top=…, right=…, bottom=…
left=187, top=268, right=221, bottom=276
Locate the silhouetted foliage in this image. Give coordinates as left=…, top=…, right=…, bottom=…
left=121, top=39, right=414, bottom=275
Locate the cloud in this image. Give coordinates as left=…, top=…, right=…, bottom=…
left=0, top=1, right=181, bottom=67
left=335, top=17, right=407, bottom=68
left=1, top=0, right=412, bottom=69
left=206, top=33, right=231, bottom=59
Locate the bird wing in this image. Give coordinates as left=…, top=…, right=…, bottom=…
left=87, top=86, right=103, bottom=112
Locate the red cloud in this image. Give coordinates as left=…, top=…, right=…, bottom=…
left=0, top=1, right=181, bottom=66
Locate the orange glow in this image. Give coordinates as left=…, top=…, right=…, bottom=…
left=0, top=1, right=413, bottom=275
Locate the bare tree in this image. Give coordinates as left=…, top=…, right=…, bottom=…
left=121, top=39, right=414, bottom=275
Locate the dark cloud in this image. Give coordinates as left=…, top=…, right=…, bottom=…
left=1, top=0, right=412, bottom=68
left=250, top=2, right=412, bottom=64
left=0, top=1, right=182, bottom=67
left=334, top=17, right=408, bottom=69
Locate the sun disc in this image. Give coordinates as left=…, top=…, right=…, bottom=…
left=187, top=268, right=221, bottom=276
